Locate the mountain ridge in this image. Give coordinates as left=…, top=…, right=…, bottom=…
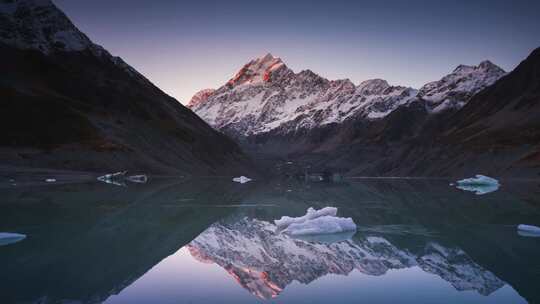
left=189, top=53, right=505, bottom=138
left=0, top=0, right=254, bottom=175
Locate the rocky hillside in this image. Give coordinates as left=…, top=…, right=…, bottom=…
left=0, top=0, right=252, bottom=175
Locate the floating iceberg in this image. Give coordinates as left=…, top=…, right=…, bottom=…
left=455, top=175, right=500, bottom=195
left=97, top=171, right=127, bottom=183
left=97, top=171, right=148, bottom=186
left=282, top=216, right=357, bottom=236
left=45, top=178, right=56, bottom=182
left=232, top=176, right=252, bottom=184
left=275, top=207, right=356, bottom=236
left=126, top=175, right=148, bottom=183
left=275, top=207, right=337, bottom=229
left=517, top=224, right=540, bottom=237
left=0, top=232, right=26, bottom=246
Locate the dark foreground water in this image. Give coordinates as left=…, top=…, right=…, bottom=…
left=1, top=177, right=540, bottom=304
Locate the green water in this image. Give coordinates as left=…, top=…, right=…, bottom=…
left=1, top=178, right=539, bottom=303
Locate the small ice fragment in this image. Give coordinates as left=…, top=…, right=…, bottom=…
left=275, top=207, right=338, bottom=229
left=0, top=232, right=26, bottom=246
left=126, top=175, right=148, bottom=183
left=282, top=216, right=357, bottom=236
left=518, top=224, right=540, bottom=237
left=45, top=178, right=56, bottom=182
left=97, top=171, right=128, bottom=186
left=457, top=175, right=499, bottom=186
left=232, top=176, right=252, bottom=184
left=455, top=175, right=500, bottom=195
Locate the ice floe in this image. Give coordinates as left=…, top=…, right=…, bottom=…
left=233, top=176, right=252, bottom=184
left=275, top=207, right=356, bottom=236
left=455, top=175, right=500, bottom=195
left=0, top=232, right=26, bottom=246
left=517, top=224, right=540, bottom=237
left=97, top=171, right=148, bottom=186
left=275, top=207, right=337, bottom=229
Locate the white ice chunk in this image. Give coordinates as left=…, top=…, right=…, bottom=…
left=97, top=171, right=128, bottom=186
left=282, top=215, right=357, bottom=236
left=457, top=175, right=499, bottom=186
left=455, top=175, right=500, bottom=195
left=97, top=171, right=127, bottom=182
left=232, top=176, right=252, bottom=184
left=0, top=232, right=26, bottom=246
left=517, top=224, right=540, bottom=237
left=275, top=207, right=337, bottom=229
left=45, top=178, right=56, bottom=182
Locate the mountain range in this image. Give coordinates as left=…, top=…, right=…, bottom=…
left=187, top=217, right=504, bottom=299
left=189, top=49, right=540, bottom=177
left=0, top=0, right=252, bottom=175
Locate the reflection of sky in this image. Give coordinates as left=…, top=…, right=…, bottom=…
left=53, top=0, right=540, bottom=104
left=104, top=247, right=526, bottom=304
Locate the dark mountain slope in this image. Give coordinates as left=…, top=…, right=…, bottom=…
left=0, top=0, right=252, bottom=175
left=343, top=47, right=540, bottom=177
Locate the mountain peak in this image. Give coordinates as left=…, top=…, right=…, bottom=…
left=0, top=0, right=94, bottom=53
left=452, top=60, right=505, bottom=74
left=227, top=53, right=290, bottom=87
left=357, top=79, right=391, bottom=95
left=187, top=88, right=216, bottom=109
left=420, top=60, right=506, bottom=112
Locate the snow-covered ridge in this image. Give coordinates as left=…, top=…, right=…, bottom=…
left=187, top=88, right=216, bottom=108
left=189, top=54, right=419, bottom=136
left=189, top=54, right=505, bottom=136
left=0, top=0, right=150, bottom=84
left=187, top=217, right=505, bottom=299
left=418, top=60, right=506, bottom=112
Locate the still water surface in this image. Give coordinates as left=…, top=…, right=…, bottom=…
left=1, top=178, right=539, bottom=303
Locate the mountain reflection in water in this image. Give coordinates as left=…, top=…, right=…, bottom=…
left=1, top=178, right=539, bottom=304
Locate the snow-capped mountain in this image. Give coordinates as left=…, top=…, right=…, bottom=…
left=189, top=53, right=505, bottom=137
left=418, top=61, right=506, bottom=112
left=187, top=88, right=216, bottom=108
left=187, top=217, right=504, bottom=299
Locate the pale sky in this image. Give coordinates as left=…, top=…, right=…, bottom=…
left=54, top=0, right=540, bottom=104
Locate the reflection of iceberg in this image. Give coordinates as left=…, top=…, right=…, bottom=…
left=126, top=175, right=148, bottom=184
left=0, top=232, right=26, bottom=246
left=186, top=217, right=505, bottom=299
left=293, top=230, right=356, bottom=244
left=518, top=224, right=540, bottom=237
left=232, top=176, right=252, bottom=184
left=456, top=175, right=500, bottom=195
